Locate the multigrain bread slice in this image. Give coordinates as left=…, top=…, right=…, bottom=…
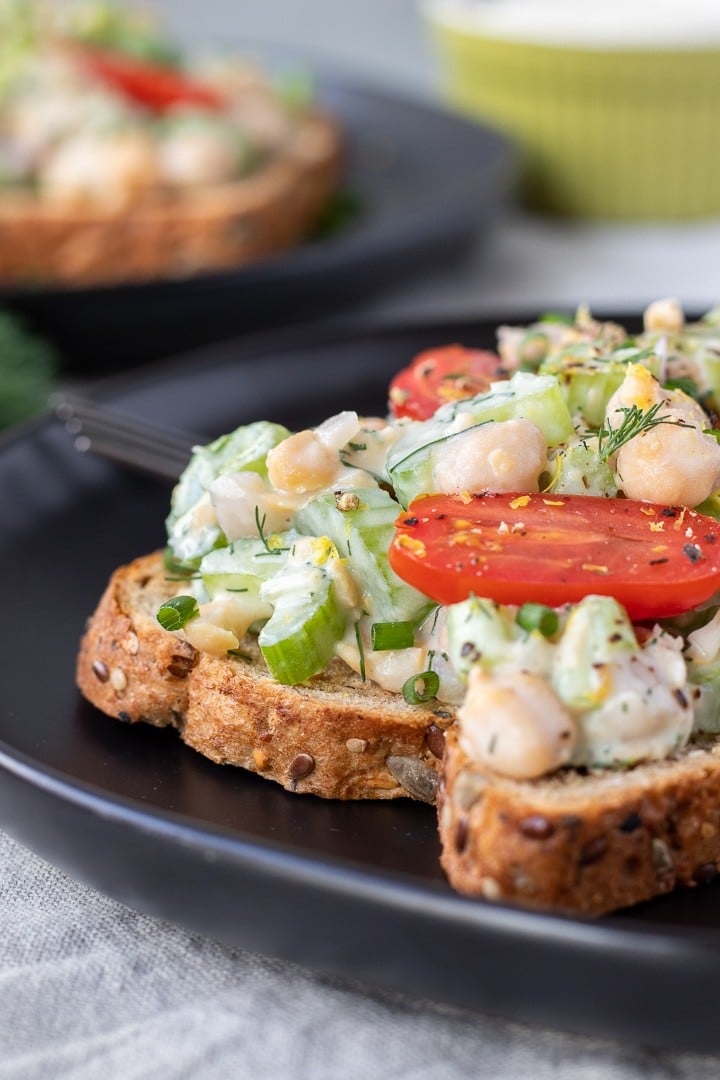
left=76, top=551, right=455, bottom=800
left=438, top=723, right=720, bottom=916
left=0, top=112, right=341, bottom=287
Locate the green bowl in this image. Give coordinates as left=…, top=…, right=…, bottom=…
left=424, top=4, right=720, bottom=220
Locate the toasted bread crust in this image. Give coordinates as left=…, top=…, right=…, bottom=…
left=76, top=552, right=455, bottom=800
left=0, top=112, right=341, bottom=286
left=438, top=724, right=720, bottom=915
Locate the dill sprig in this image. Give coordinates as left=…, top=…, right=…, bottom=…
left=596, top=403, right=690, bottom=462
left=254, top=505, right=289, bottom=557
left=255, top=506, right=271, bottom=551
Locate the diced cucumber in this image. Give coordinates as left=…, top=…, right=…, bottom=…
left=386, top=372, right=574, bottom=507
left=684, top=608, right=720, bottom=733
left=546, top=442, right=617, bottom=497
left=166, top=421, right=289, bottom=568
left=258, top=537, right=347, bottom=684
left=686, top=682, right=720, bottom=734
left=294, top=485, right=434, bottom=624
left=199, top=533, right=294, bottom=632
left=539, top=348, right=660, bottom=429
left=445, top=596, right=556, bottom=682
left=200, top=534, right=291, bottom=597
left=692, top=351, right=720, bottom=414
left=693, top=493, right=720, bottom=521
left=445, top=597, right=517, bottom=681
left=552, top=596, right=637, bottom=711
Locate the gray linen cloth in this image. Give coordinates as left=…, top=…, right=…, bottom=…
left=1, top=830, right=718, bottom=1080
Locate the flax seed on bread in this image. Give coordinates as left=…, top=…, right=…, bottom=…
left=438, top=723, right=720, bottom=915
left=76, top=551, right=455, bottom=800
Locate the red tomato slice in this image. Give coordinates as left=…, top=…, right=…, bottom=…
left=388, top=345, right=509, bottom=421
left=389, top=493, right=720, bottom=621
left=76, top=47, right=224, bottom=112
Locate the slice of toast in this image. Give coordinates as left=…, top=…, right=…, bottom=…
left=76, top=551, right=455, bottom=800
left=0, top=112, right=342, bottom=286
left=438, top=723, right=720, bottom=915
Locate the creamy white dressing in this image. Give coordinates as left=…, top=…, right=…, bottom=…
left=167, top=300, right=720, bottom=776
left=570, top=636, right=691, bottom=767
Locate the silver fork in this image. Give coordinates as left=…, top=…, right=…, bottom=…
left=53, top=392, right=198, bottom=480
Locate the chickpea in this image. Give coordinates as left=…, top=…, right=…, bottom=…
left=266, top=429, right=340, bottom=493
left=210, top=472, right=294, bottom=539
left=615, top=409, right=720, bottom=506
left=432, top=418, right=547, bottom=494
left=643, top=297, right=685, bottom=333
left=458, top=669, right=576, bottom=780
left=184, top=619, right=238, bottom=657
left=40, top=131, right=160, bottom=205
left=160, top=124, right=242, bottom=187
left=605, top=363, right=663, bottom=422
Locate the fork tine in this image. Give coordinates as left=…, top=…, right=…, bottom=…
left=53, top=392, right=198, bottom=480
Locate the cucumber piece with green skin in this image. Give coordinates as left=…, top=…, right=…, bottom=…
left=694, top=493, right=720, bottom=521
left=684, top=610, right=720, bottom=733
left=294, top=485, right=434, bottom=624
left=539, top=347, right=661, bottom=428
left=166, top=421, right=289, bottom=568
left=199, top=533, right=294, bottom=629
left=546, top=442, right=617, bottom=497
left=258, top=537, right=347, bottom=684
left=386, top=372, right=574, bottom=508
left=551, top=596, right=637, bottom=712
left=200, top=534, right=292, bottom=596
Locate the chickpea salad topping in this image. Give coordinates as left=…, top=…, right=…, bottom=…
left=0, top=2, right=318, bottom=203
left=160, top=299, right=720, bottom=781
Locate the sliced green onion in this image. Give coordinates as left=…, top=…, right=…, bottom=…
left=157, top=595, right=199, bottom=632
left=371, top=621, right=414, bottom=651
left=516, top=603, right=558, bottom=638
left=402, top=670, right=440, bottom=705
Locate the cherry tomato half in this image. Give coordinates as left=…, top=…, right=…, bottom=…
left=388, top=345, right=509, bottom=421
left=76, top=46, right=225, bottom=112
left=389, top=493, right=720, bottom=621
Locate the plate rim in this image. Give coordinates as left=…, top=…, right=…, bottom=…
left=6, top=312, right=720, bottom=1051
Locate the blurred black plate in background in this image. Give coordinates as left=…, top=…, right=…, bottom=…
left=0, top=78, right=513, bottom=370
left=3, top=315, right=720, bottom=1053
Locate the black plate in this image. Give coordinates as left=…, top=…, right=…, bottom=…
left=4, top=317, right=720, bottom=1054
left=0, top=77, right=513, bottom=370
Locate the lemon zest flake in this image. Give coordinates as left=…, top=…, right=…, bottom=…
left=395, top=534, right=426, bottom=557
